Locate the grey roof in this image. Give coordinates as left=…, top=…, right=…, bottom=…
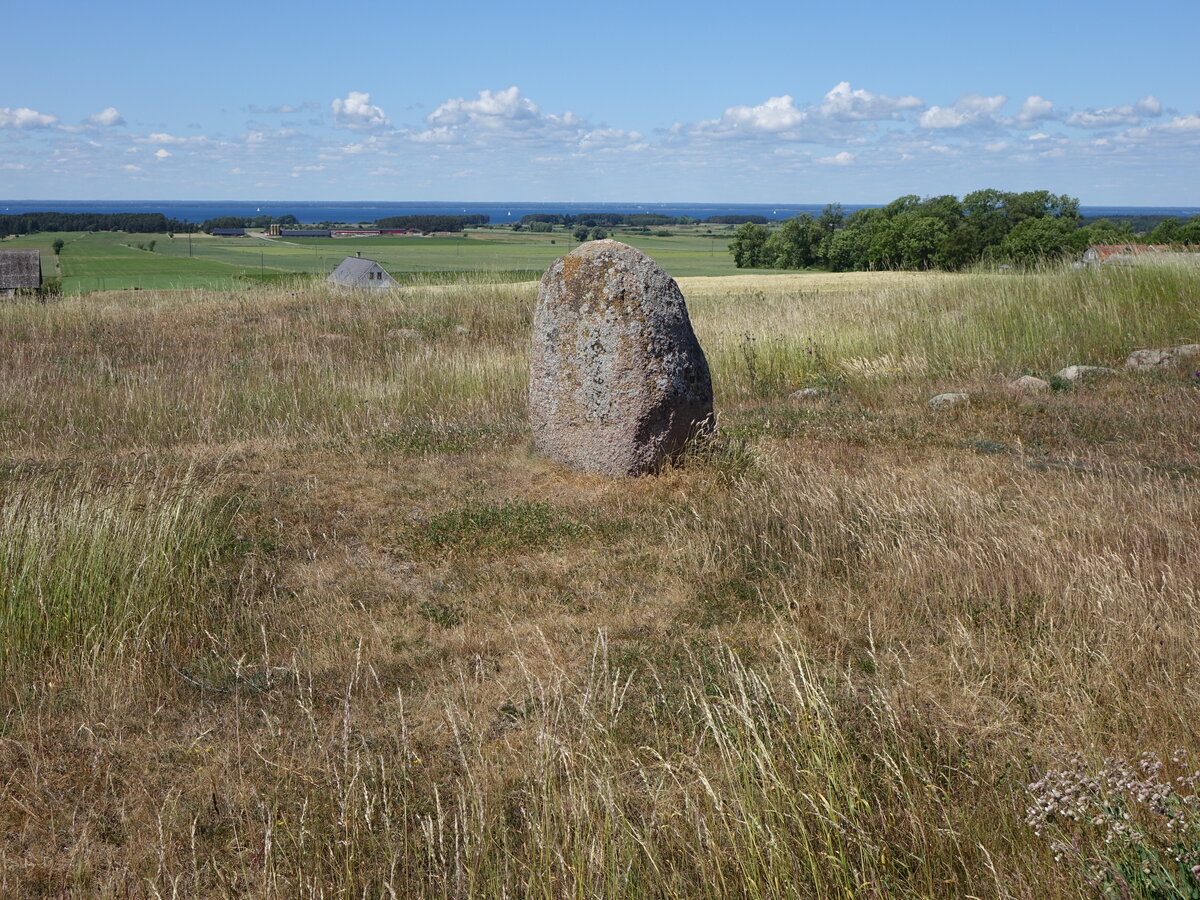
left=0, top=249, right=41, bottom=290
left=327, top=256, right=396, bottom=288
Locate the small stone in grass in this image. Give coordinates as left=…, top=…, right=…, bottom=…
left=1054, top=365, right=1118, bottom=382
left=1011, top=375, right=1051, bottom=393
left=928, top=392, right=969, bottom=409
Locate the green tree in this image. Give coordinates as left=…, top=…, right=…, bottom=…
left=897, top=215, right=949, bottom=269
left=1000, top=216, right=1075, bottom=265
left=824, top=225, right=872, bottom=272
left=817, top=203, right=845, bottom=232
left=729, top=222, right=770, bottom=268
left=766, top=215, right=824, bottom=268
left=52, top=239, right=64, bottom=255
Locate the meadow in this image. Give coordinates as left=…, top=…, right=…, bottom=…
left=1, top=258, right=1198, bottom=898
left=1, top=226, right=751, bottom=293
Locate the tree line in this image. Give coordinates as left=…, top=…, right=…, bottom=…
left=729, top=190, right=1200, bottom=271
left=374, top=215, right=489, bottom=232
left=200, top=214, right=300, bottom=232
left=519, top=212, right=768, bottom=227
left=0, top=212, right=195, bottom=235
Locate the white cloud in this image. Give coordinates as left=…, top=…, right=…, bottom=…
left=331, top=90, right=390, bottom=130
left=134, top=132, right=199, bottom=145
left=1155, top=114, right=1200, bottom=134
left=818, top=81, right=923, bottom=121
left=427, top=86, right=541, bottom=128
left=0, top=106, right=58, bottom=128
left=1118, top=114, right=1200, bottom=145
left=243, top=128, right=304, bottom=145
left=691, top=82, right=923, bottom=141
left=123, top=164, right=142, bottom=171
left=817, top=151, right=855, bottom=165
left=413, top=86, right=606, bottom=149
left=918, top=94, right=1007, bottom=129
left=154, top=148, right=171, bottom=159
left=1067, top=96, right=1161, bottom=129
left=2, top=162, right=27, bottom=170
left=230, top=167, right=244, bottom=174
left=578, top=127, right=644, bottom=150
left=247, top=102, right=319, bottom=114
left=700, top=95, right=807, bottom=135
left=87, top=107, right=125, bottom=127
left=1011, top=95, right=1056, bottom=130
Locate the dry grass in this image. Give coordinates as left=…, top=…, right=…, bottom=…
left=0, top=263, right=1198, bottom=898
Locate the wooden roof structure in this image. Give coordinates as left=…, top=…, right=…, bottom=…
left=0, top=249, right=41, bottom=292
left=1083, top=244, right=1173, bottom=263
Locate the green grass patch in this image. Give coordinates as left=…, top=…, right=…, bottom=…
left=0, top=470, right=242, bottom=685
left=407, top=499, right=588, bottom=555
left=24, top=226, right=785, bottom=294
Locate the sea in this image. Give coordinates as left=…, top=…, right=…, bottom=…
left=1, top=200, right=1197, bottom=224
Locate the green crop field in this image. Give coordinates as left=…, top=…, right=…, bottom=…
left=3, top=226, right=785, bottom=293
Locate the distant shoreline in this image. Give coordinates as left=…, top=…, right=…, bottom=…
left=2, top=200, right=1198, bottom=225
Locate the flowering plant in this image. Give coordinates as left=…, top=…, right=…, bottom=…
left=1027, top=751, right=1200, bottom=899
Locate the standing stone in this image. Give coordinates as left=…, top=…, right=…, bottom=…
left=529, top=240, right=713, bottom=476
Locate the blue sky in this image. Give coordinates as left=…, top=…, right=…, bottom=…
left=3, top=0, right=1198, bottom=205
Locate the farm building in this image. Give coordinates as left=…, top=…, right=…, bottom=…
left=0, top=249, right=41, bottom=297
left=327, top=254, right=396, bottom=290
left=1082, top=244, right=1173, bottom=266
left=281, top=229, right=332, bottom=238
left=211, top=228, right=246, bottom=237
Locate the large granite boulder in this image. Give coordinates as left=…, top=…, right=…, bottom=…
left=529, top=240, right=713, bottom=476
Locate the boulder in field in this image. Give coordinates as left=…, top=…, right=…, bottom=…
left=1125, top=344, right=1200, bottom=371
left=529, top=240, right=713, bottom=476
left=928, top=391, right=969, bottom=409
left=1054, top=364, right=1118, bottom=382
left=1125, top=348, right=1175, bottom=370
left=1011, top=375, right=1051, bottom=393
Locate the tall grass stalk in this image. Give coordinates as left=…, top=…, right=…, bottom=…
left=0, top=469, right=238, bottom=685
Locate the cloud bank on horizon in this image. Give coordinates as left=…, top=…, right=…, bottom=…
left=2, top=80, right=1196, bottom=206
left=2, top=0, right=1197, bottom=207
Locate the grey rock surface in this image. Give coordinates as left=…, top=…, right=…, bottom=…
left=1054, top=364, right=1118, bottom=382
left=1125, top=344, right=1200, bottom=370
left=1125, top=348, right=1175, bottom=370
left=928, top=392, right=969, bottom=409
left=1011, top=375, right=1051, bottom=393
left=529, top=240, right=713, bottom=476
left=789, top=387, right=831, bottom=401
